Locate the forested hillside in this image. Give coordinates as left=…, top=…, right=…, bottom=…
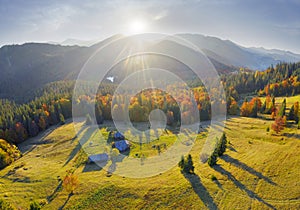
left=0, top=62, right=299, bottom=151
left=1, top=34, right=299, bottom=102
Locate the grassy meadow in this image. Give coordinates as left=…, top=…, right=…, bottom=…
left=0, top=112, right=299, bottom=209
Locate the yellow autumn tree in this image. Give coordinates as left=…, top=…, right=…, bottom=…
left=63, top=171, right=79, bottom=195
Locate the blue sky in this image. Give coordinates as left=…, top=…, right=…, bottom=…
left=0, top=0, right=300, bottom=52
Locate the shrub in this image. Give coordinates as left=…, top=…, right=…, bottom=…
left=29, top=201, right=41, bottom=210
left=210, top=174, right=217, bottom=181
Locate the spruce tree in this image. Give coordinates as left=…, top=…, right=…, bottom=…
left=288, top=105, right=295, bottom=120
left=208, top=150, right=218, bottom=167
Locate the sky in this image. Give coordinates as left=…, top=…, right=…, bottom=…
left=0, top=0, right=300, bottom=53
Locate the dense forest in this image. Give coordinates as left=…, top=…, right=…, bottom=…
left=0, top=61, right=299, bottom=168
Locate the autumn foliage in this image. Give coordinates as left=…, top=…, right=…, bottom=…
left=63, top=171, right=79, bottom=194
left=271, top=116, right=285, bottom=134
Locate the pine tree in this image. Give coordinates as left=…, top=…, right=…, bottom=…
left=278, top=99, right=286, bottom=117
left=288, top=105, right=295, bottom=120
left=178, top=155, right=185, bottom=169
left=185, top=154, right=194, bottom=174
left=219, top=133, right=227, bottom=155
left=178, top=154, right=194, bottom=174
left=208, top=150, right=218, bottom=167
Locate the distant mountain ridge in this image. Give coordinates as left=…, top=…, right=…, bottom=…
left=48, top=34, right=300, bottom=70
left=0, top=33, right=300, bottom=100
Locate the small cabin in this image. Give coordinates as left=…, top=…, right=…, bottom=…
left=115, top=140, right=130, bottom=152
left=87, top=153, right=109, bottom=164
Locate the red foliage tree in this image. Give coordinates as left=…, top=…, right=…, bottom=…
left=271, top=116, right=285, bottom=134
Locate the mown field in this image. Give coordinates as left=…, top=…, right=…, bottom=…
left=0, top=115, right=299, bottom=209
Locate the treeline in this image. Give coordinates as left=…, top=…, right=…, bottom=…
left=1, top=61, right=300, bottom=151
left=0, top=81, right=75, bottom=144
left=73, top=85, right=215, bottom=125
left=222, top=62, right=300, bottom=97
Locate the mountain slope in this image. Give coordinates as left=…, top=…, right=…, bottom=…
left=1, top=34, right=300, bottom=101
left=0, top=116, right=299, bottom=209
left=178, top=34, right=300, bottom=70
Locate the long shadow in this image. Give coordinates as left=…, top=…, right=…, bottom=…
left=227, top=145, right=237, bottom=152
left=213, top=179, right=223, bottom=190
left=220, top=154, right=276, bottom=185
left=282, top=133, right=300, bottom=139
left=72, top=125, right=88, bottom=143
left=64, top=127, right=95, bottom=166
left=47, top=181, right=63, bottom=203
left=82, top=161, right=107, bottom=173
left=182, top=172, right=218, bottom=210
left=59, top=193, right=72, bottom=210
left=213, top=165, right=276, bottom=209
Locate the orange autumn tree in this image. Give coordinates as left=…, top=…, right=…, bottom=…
left=63, top=170, right=79, bottom=195
left=271, top=116, right=285, bottom=134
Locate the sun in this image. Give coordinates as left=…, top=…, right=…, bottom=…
left=128, top=19, right=147, bottom=34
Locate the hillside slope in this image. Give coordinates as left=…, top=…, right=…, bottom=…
left=1, top=34, right=300, bottom=101
left=0, top=116, right=299, bottom=209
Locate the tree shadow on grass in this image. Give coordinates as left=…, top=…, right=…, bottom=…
left=47, top=180, right=63, bottom=203
left=64, top=127, right=95, bottom=166
left=182, top=172, right=218, bottom=210
left=213, top=165, right=276, bottom=209
left=220, top=154, right=277, bottom=185
left=82, top=160, right=107, bottom=173
left=213, top=179, right=223, bottom=190
left=59, top=193, right=73, bottom=210
left=282, top=132, right=300, bottom=139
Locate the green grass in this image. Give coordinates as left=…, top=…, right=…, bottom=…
left=259, top=94, right=300, bottom=108
left=0, top=116, right=299, bottom=209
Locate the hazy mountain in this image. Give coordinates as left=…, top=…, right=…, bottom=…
left=49, top=38, right=101, bottom=47
left=178, top=34, right=300, bottom=70
left=1, top=33, right=299, bottom=101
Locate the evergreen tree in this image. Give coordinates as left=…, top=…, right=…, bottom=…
left=208, top=150, right=218, bottom=167
left=219, top=133, right=227, bottom=156
left=178, top=155, right=185, bottom=169
left=184, top=154, right=194, bottom=174
left=288, top=105, right=295, bottom=120
left=178, top=154, right=194, bottom=174
left=278, top=99, right=286, bottom=117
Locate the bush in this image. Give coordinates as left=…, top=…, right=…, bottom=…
left=210, top=174, right=217, bottom=181
left=266, top=127, right=270, bottom=132
left=29, top=201, right=41, bottom=210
